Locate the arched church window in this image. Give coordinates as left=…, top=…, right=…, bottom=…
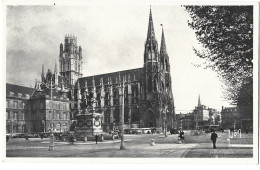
left=105, top=92, right=109, bottom=106
left=148, top=76, right=152, bottom=92
left=161, top=57, right=165, bottom=69
left=161, top=82, right=165, bottom=91
left=165, top=59, right=169, bottom=71
left=153, top=79, right=157, bottom=92
left=113, top=90, right=119, bottom=105
left=97, top=93, right=101, bottom=106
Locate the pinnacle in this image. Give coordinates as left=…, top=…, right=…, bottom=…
left=160, top=26, right=168, bottom=55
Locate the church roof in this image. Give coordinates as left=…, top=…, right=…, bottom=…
left=6, top=83, right=35, bottom=98
left=78, top=68, right=143, bottom=88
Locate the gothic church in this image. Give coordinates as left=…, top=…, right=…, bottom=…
left=6, top=8, right=175, bottom=133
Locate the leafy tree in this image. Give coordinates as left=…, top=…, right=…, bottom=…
left=184, top=6, right=253, bottom=117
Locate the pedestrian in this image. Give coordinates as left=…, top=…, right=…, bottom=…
left=245, top=127, right=248, bottom=134
left=95, top=135, right=98, bottom=144
left=211, top=129, right=218, bottom=149
left=180, top=131, right=185, bottom=141
left=6, top=135, right=9, bottom=142
left=69, top=135, right=74, bottom=144
left=222, top=128, right=224, bottom=133
left=25, top=134, right=29, bottom=141
left=40, top=133, right=44, bottom=140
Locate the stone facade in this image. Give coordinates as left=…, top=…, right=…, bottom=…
left=71, top=8, right=175, bottom=132
left=221, top=106, right=239, bottom=129
left=6, top=84, right=33, bottom=134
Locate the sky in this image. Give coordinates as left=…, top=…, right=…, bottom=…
left=5, top=4, right=232, bottom=113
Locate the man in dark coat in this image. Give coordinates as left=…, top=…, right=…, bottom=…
left=180, top=131, right=185, bottom=141
left=245, top=128, right=248, bottom=134
left=211, top=130, right=218, bottom=149
left=95, top=135, right=98, bottom=144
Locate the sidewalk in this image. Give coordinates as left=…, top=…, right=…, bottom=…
left=181, top=131, right=253, bottom=158
left=6, top=131, right=253, bottom=158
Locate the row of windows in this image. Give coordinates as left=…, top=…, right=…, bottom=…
left=60, top=60, right=81, bottom=73
left=47, top=122, right=68, bottom=129
left=45, top=101, right=70, bottom=110
left=6, top=100, right=25, bottom=109
left=46, top=112, right=69, bottom=120
left=6, top=111, right=25, bottom=120
left=223, top=108, right=237, bottom=112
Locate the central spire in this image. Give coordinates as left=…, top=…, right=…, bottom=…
left=146, top=6, right=156, bottom=43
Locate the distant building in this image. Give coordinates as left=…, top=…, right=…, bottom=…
left=194, top=95, right=210, bottom=127
left=181, top=112, right=194, bottom=130
left=221, top=106, right=240, bottom=129
left=208, top=108, right=221, bottom=125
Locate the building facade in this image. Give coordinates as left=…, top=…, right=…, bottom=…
left=71, top=8, right=175, bottom=132
left=6, top=84, right=34, bottom=134
left=6, top=8, right=175, bottom=134
left=221, top=106, right=239, bottom=129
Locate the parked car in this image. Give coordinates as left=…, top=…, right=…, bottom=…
left=11, top=133, right=23, bottom=138
left=124, top=129, right=132, bottom=134
left=131, top=128, right=142, bottom=134
left=55, top=132, right=73, bottom=142
left=141, top=128, right=152, bottom=134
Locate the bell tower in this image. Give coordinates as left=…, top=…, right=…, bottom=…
left=143, top=7, right=159, bottom=101
left=59, top=34, right=83, bottom=88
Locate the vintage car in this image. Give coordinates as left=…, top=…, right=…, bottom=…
left=141, top=128, right=152, bottom=134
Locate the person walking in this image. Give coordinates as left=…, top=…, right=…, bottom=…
left=245, top=127, right=248, bottom=134
left=25, top=134, right=29, bottom=141
left=180, top=131, right=185, bottom=142
left=95, top=135, right=98, bottom=144
left=211, top=130, right=218, bottom=149
left=40, top=133, right=44, bottom=140
left=69, top=135, right=74, bottom=144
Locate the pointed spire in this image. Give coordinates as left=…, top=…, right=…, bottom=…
left=61, top=78, right=65, bottom=91
left=198, top=94, right=201, bottom=106
left=41, top=64, right=45, bottom=77
left=160, top=25, right=167, bottom=55
left=146, top=6, right=156, bottom=42
left=54, top=60, right=57, bottom=73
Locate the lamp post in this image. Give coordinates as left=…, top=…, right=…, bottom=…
left=48, top=77, right=54, bottom=151
left=11, top=119, right=14, bottom=137
left=119, top=78, right=126, bottom=150
left=42, top=120, right=46, bottom=133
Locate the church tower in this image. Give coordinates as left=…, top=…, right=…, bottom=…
left=159, top=26, right=173, bottom=96
left=59, top=34, right=83, bottom=88
left=141, top=7, right=175, bottom=130
left=143, top=7, right=159, bottom=101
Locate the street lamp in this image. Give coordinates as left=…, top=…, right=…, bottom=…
left=119, top=77, right=126, bottom=150
left=164, top=110, right=168, bottom=137
left=36, top=77, right=55, bottom=151
left=42, top=120, right=46, bottom=133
